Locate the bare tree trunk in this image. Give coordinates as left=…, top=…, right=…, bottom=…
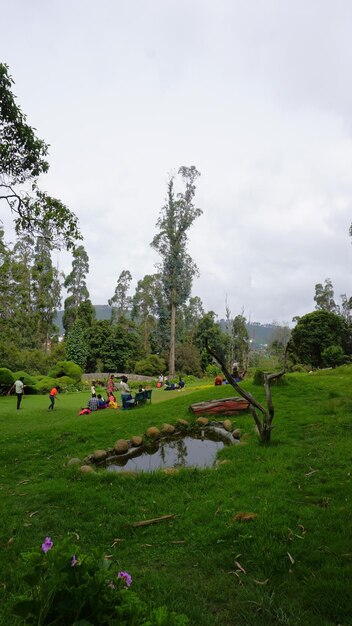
left=169, top=301, right=176, bottom=376
left=205, top=339, right=285, bottom=444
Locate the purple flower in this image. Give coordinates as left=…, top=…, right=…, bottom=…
left=117, top=571, right=132, bottom=588
left=71, top=554, right=78, bottom=567
left=41, top=537, right=53, bottom=553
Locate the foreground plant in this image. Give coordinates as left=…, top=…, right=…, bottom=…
left=13, top=536, right=188, bottom=625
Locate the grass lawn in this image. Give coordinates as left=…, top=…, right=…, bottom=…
left=1, top=371, right=352, bottom=625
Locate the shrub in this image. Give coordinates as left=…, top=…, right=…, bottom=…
left=12, top=370, right=38, bottom=394
left=13, top=370, right=37, bottom=386
left=321, top=345, right=347, bottom=368
left=291, top=364, right=309, bottom=373
left=12, top=536, right=189, bottom=625
left=47, top=361, right=82, bottom=383
left=34, top=377, right=59, bottom=394
left=253, top=369, right=265, bottom=385
left=134, top=354, right=166, bottom=376
left=57, top=375, right=75, bottom=386
left=0, top=367, right=14, bottom=394
left=205, top=363, right=222, bottom=377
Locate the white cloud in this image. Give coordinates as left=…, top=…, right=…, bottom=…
left=2, top=0, right=352, bottom=322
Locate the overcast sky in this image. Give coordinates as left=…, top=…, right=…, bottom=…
left=2, top=0, right=352, bottom=323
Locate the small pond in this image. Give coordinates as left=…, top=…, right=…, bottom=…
left=105, top=432, right=232, bottom=473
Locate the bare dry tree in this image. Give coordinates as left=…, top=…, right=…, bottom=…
left=205, top=338, right=286, bottom=443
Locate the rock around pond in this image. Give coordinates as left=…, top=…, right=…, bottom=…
left=103, top=430, right=239, bottom=473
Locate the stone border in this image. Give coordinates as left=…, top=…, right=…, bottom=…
left=68, top=417, right=241, bottom=474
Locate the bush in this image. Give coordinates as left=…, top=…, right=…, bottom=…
left=205, top=363, right=222, bottom=377
left=47, top=361, right=82, bottom=383
left=253, top=369, right=265, bottom=385
left=0, top=367, right=14, bottom=394
left=291, top=364, right=309, bottom=373
left=134, top=354, right=166, bottom=376
left=34, top=377, right=59, bottom=394
left=322, top=345, right=347, bottom=368
left=13, top=370, right=37, bottom=386
left=12, top=370, right=38, bottom=394
left=12, top=536, right=189, bottom=625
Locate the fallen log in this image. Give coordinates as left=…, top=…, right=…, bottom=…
left=189, top=397, right=249, bottom=416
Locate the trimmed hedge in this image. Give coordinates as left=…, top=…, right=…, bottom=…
left=47, top=361, right=82, bottom=383
left=34, top=377, right=59, bottom=394
left=0, top=368, right=15, bottom=389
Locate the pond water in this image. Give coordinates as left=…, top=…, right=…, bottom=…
left=106, top=433, right=229, bottom=473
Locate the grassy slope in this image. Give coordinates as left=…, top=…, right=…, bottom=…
left=0, top=372, right=351, bottom=625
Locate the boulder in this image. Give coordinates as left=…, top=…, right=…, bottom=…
left=67, top=457, right=81, bottom=466
left=196, top=417, right=209, bottom=426
left=80, top=465, right=94, bottom=473
left=223, top=419, right=233, bottom=432
left=232, top=429, right=241, bottom=439
left=114, top=439, right=129, bottom=454
left=162, top=423, right=175, bottom=434
left=131, top=435, right=143, bottom=447
left=93, top=449, right=107, bottom=461
left=177, top=419, right=189, bottom=427
left=145, top=426, right=160, bottom=439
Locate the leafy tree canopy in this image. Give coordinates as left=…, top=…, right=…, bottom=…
left=288, top=310, right=351, bottom=368
left=0, top=63, right=81, bottom=249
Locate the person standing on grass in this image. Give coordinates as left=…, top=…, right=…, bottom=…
left=106, top=374, right=116, bottom=401
left=8, top=376, right=25, bottom=410
left=48, top=386, right=59, bottom=411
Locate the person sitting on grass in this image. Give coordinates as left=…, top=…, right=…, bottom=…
left=88, top=394, right=99, bottom=412
left=48, top=386, right=60, bottom=411
left=164, top=380, right=176, bottom=391
left=97, top=394, right=108, bottom=409
left=108, top=394, right=118, bottom=409
left=177, top=377, right=185, bottom=390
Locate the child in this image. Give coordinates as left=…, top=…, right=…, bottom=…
left=91, top=380, right=96, bottom=395
left=48, top=386, right=60, bottom=410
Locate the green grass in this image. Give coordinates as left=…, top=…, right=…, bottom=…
left=1, top=372, right=352, bottom=625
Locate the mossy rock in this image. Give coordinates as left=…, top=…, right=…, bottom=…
left=145, top=426, right=160, bottom=439
left=196, top=417, right=209, bottom=426
left=114, top=439, right=129, bottom=454
left=131, top=436, right=143, bottom=447
left=93, top=449, right=107, bottom=461
left=223, top=419, right=233, bottom=432
left=80, top=465, right=94, bottom=473
left=67, top=457, right=81, bottom=466
left=162, top=423, right=175, bottom=434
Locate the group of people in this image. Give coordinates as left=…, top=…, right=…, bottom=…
left=214, top=362, right=246, bottom=386
left=8, top=377, right=60, bottom=411
left=157, top=374, right=185, bottom=391
left=81, top=375, right=147, bottom=413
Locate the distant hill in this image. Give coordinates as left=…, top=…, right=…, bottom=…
left=56, top=307, right=279, bottom=346
left=218, top=319, right=280, bottom=348
left=55, top=305, right=112, bottom=334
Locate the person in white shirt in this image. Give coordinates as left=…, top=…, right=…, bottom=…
left=8, top=377, right=25, bottom=410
